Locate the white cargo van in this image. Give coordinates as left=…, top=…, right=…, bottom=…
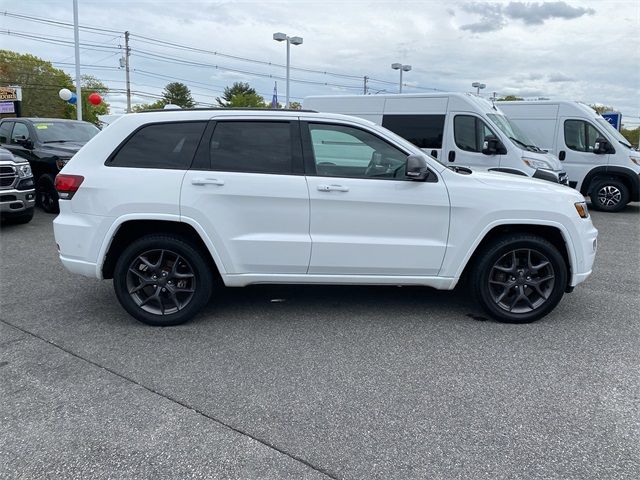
left=499, top=100, right=640, bottom=212
left=303, top=93, right=568, bottom=185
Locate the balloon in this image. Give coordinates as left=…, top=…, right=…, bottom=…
left=68, top=93, right=77, bottom=105
left=88, top=92, right=102, bottom=105
left=59, top=88, right=72, bottom=101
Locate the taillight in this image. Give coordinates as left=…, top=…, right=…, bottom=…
left=55, top=174, right=84, bottom=200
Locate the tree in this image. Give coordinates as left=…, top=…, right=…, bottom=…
left=0, top=50, right=74, bottom=118
left=621, top=127, right=639, bottom=147
left=288, top=101, right=302, bottom=110
left=216, top=82, right=266, bottom=107
left=497, top=95, right=524, bottom=101
left=79, top=74, right=110, bottom=125
left=132, top=100, right=165, bottom=112
left=588, top=104, right=615, bottom=115
left=162, top=82, right=195, bottom=108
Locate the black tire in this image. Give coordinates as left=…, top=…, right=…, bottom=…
left=470, top=234, right=567, bottom=323
left=2, top=207, right=34, bottom=225
left=113, top=234, right=213, bottom=326
left=589, top=178, right=629, bottom=212
left=37, top=175, right=59, bottom=214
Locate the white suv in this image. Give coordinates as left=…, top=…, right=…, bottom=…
left=53, top=109, right=598, bottom=326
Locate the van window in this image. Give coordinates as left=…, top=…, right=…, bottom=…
left=308, top=123, right=407, bottom=179
left=564, top=120, right=604, bottom=153
left=109, top=122, right=206, bottom=169
left=454, top=115, right=495, bottom=153
left=210, top=121, right=293, bottom=174
left=381, top=115, right=445, bottom=149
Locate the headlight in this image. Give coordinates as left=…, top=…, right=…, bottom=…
left=56, top=158, right=70, bottom=170
left=574, top=201, right=589, bottom=219
left=522, top=157, right=551, bottom=169
left=630, top=156, right=640, bottom=166
left=17, top=164, right=32, bottom=178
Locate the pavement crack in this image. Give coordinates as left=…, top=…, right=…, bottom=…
left=0, top=318, right=341, bottom=480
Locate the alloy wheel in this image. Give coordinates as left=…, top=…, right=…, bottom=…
left=597, top=185, right=622, bottom=207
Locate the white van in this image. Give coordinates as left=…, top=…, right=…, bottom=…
left=303, top=93, right=568, bottom=185
left=499, top=100, right=640, bottom=212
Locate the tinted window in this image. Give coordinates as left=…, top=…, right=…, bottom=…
left=564, top=120, right=603, bottom=152
left=454, top=115, right=495, bottom=153
left=210, top=121, right=293, bottom=174
left=0, top=122, right=13, bottom=144
left=308, top=123, right=408, bottom=179
left=382, top=115, right=445, bottom=149
left=110, top=122, right=206, bottom=169
left=11, top=123, right=30, bottom=143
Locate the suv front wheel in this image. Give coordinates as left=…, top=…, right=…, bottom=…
left=471, top=234, right=567, bottom=323
left=113, top=234, right=213, bottom=326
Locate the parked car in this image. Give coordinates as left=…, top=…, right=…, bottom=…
left=0, top=118, right=100, bottom=213
left=303, top=93, right=569, bottom=185
left=0, top=147, right=35, bottom=224
left=53, top=109, right=597, bottom=326
left=498, top=100, right=640, bottom=212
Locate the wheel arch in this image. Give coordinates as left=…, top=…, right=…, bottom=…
left=456, top=223, right=574, bottom=292
left=580, top=166, right=639, bottom=201
left=101, top=218, right=224, bottom=281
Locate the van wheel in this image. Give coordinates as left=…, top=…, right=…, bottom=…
left=471, top=234, right=567, bottom=323
left=589, top=178, right=629, bottom=212
left=37, top=175, right=59, bottom=214
left=113, top=234, right=213, bottom=326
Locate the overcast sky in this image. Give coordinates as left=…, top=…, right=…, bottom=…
left=1, top=0, right=639, bottom=126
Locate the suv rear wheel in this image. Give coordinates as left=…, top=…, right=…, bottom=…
left=113, top=234, right=213, bottom=326
left=589, top=178, right=629, bottom=212
left=471, top=234, right=567, bottom=323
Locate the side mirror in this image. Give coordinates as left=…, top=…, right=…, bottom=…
left=482, top=135, right=506, bottom=155
left=14, top=135, right=32, bottom=149
left=593, top=137, right=613, bottom=154
left=405, top=154, right=430, bottom=181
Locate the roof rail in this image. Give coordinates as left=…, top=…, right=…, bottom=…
left=136, top=107, right=318, bottom=113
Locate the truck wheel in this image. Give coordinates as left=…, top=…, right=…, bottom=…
left=471, top=234, right=567, bottom=323
left=37, top=176, right=60, bottom=214
left=113, top=234, right=213, bottom=326
left=589, top=178, right=629, bottom=212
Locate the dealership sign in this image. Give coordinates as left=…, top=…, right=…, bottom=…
left=602, top=112, right=622, bottom=131
left=0, top=86, right=22, bottom=102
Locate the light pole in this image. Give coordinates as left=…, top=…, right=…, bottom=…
left=72, top=0, right=82, bottom=120
left=472, top=81, right=486, bottom=95
left=273, top=32, right=303, bottom=108
left=391, top=63, right=411, bottom=94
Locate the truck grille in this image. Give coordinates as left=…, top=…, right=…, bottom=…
left=0, top=165, right=18, bottom=189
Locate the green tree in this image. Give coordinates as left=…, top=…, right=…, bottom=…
left=497, top=95, right=524, bottom=101
left=161, top=82, right=195, bottom=108
left=132, top=99, right=165, bottom=112
left=78, top=74, right=110, bottom=125
left=0, top=50, right=74, bottom=118
left=216, top=82, right=266, bottom=107
left=288, top=101, right=302, bottom=110
left=621, top=127, right=639, bottom=147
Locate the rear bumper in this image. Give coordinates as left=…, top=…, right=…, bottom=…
left=0, top=188, right=36, bottom=215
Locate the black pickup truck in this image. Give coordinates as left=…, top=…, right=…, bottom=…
left=0, top=118, right=99, bottom=213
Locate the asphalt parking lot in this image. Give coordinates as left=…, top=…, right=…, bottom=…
left=1, top=204, right=639, bottom=480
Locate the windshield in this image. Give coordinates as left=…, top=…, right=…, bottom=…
left=596, top=118, right=631, bottom=148
left=34, top=122, right=100, bottom=143
left=487, top=113, right=540, bottom=152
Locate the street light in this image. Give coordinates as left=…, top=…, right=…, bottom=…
left=472, top=81, right=486, bottom=95
left=391, top=63, right=412, bottom=94
left=273, top=32, right=303, bottom=108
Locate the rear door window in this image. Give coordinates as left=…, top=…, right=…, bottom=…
left=209, top=121, right=295, bottom=174
left=109, top=122, right=207, bottom=169
left=382, top=115, right=445, bottom=149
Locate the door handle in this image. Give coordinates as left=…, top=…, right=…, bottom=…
left=448, top=151, right=455, bottom=162
left=317, top=184, right=349, bottom=192
left=191, top=177, right=225, bottom=186
left=559, top=150, right=566, bottom=161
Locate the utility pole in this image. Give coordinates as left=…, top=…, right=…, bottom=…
left=124, top=31, right=131, bottom=113
left=72, top=0, right=82, bottom=120
left=363, top=76, right=368, bottom=95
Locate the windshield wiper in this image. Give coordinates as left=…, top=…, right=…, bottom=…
left=43, top=140, right=74, bottom=143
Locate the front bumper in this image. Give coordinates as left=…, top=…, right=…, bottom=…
left=0, top=187, right=36, bottom=215
left=570, top=219, right=598, bottom=288
left=533, top=168, right=569, bottom=185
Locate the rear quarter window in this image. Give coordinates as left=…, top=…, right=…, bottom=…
left=108, top=122, right=207, bottom=169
